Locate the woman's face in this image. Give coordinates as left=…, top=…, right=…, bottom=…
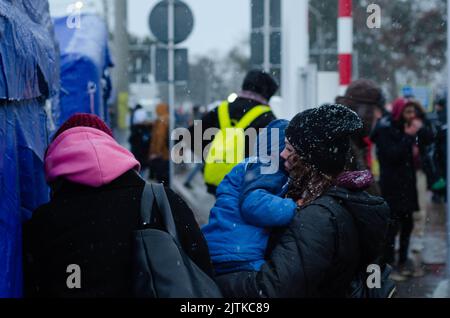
left=280, top=140, right=298, bottom=173
left=402, top=105, right=416, bottom=124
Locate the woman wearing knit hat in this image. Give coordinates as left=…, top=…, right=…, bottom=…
left=22, top=114, right=214, bottom=297
left=217, top=104, right=392, bottom=298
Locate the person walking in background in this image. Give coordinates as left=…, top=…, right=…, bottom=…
left=149, top=103, right=170, bottom=185
left=371, top=98, right=425, bottom=280
left=184, top=105, right=207, bottom=189
left=335, top=79, right=386, bottom=195
left=428, top=96, right=447, bottom=201
left=128, top=104, right=152, bottom=177
left=188, top=69, right=279, bottom=195
left=412, top=100, right=441, bottom=193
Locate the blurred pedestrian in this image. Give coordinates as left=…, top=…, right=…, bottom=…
left=371, top=98, right=425, bottom=279
left=184, top=105, right=207, bottom=189
left=22, top=114, right=214, bottom=297
left=412, top=101, right=441, bottom=192
left=428, top=96, right=447, bottom=200
left=188, top=69, right=279, bottom=195
left=149, top=103, right=170, bottom=185
left=128, top=104, right=152, bottom=177
left=335, top=79, right=386, bottom=195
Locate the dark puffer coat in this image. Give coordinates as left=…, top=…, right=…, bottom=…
left=215, top=186, right=390, bottom=298
left=371, top=115, right=420, bottom=213
left=23, top=171, right=214, bottom=297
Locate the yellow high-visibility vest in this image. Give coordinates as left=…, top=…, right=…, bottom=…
left=204, top=101, right=271, bottom=187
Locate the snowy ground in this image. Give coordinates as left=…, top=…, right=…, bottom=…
left=395, top=174, right=449, bottom=298
left=172, top=164, right=215, bottom=227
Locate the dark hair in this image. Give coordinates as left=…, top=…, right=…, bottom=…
left=286, top=157, right=335, bottom=205
left=242, top=69, right=279, bottom=101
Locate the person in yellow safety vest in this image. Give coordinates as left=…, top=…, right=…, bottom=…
left=188, top=70, right=279, bottom=195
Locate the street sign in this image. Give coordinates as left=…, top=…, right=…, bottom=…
left=250, top=0, right=282, bottom=77
left=401, top=86, right=433, bottom=110
left=149, top=0, right=194, bottom=188
left=155, top=48, right=188, bottom=82
left=149, top=0, right=194, bottom=44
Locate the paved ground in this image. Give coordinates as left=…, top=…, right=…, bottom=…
left=172, top=163, right=215, bottom=226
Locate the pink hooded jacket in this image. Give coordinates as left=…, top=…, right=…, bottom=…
left=45, top=127, right=140, bottom=187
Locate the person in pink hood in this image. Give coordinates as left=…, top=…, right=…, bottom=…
left=22, top=114, right=214, bottom=297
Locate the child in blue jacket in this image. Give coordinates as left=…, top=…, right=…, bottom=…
left=202, top=120, right=297, bottom=274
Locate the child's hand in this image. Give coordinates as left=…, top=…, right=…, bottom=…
left=297, top=199, right=305, bottom=206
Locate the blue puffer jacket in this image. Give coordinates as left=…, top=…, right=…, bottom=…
left=202, top=120, right=297, bottom=271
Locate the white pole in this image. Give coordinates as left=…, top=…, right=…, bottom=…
left=263, top=0, right=271, bottom=72
left=281, top=0, right=309, bottom=119
left=446, top=0, right=450, bottom=295
left=338, top=0, right=353, bottom=95
left=168, top=0, right=175, bottom=188
left=113, top=0, right=129, bottom=142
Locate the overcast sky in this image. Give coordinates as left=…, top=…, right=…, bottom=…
left=48, top=0, right=250, bottom=58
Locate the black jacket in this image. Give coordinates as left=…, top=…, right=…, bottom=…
left=23, top=170, right=214, bottom=297
left=215, top=187, right=390, bottom=298
left=371, top=115, right=420, bottom=213
left=188, top=97, right=277, bottom=194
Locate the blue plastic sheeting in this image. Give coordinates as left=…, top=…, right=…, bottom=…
left=0, top=101, right=50, bottom=298
left=0, top=0, right=58, bottom=298
left=54, top=14, right=113, bottom=126
left=0, top=0, right=59, bottom=101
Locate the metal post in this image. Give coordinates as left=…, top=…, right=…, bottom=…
left=113, top=0, right=129, bottom=144
left=338, top=0, right=353, bottom=95
left=446, top=0, right=450, bottom=296
left=151, top=44, right=156, bottom=83
left=263, top=0, right=271, bottom=72
left=102, top=0, right=109, bottom=28
left=168, top=0, right=175, bottom=188
left=309, top=5, right=325, bottom=71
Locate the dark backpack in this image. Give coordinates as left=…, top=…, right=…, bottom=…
left=314, top=195, right=396, bottom=298
left=132, top=182, right=223, bottom=298
left=348, top=261, right=396, bottom=298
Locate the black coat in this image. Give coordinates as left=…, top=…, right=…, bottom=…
left=23, top=170, right=214, bottom=298
left=371, top=115, right=420, bottom=213
left=188, top=97, right=277, bottom=194
left=215, top=187, right=390, bottom=298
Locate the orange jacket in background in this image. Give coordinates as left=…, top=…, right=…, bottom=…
left=149, top=103, right=170, bottom=161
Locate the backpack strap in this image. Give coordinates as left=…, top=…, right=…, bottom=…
left=235, top=105, right=272, bottom=129
left=218, top=101, right=231, bottom=129
left=218, top=101, right=272, bottom=130
left=139, top=182, right=155, bottom=226
left=151, top=183, right=181, bottom=247
left=139, top=180, right=181, bottom=247
left=311, top=195, right=344, bottom=220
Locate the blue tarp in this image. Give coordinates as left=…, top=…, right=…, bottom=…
left=0, top=0, right=59, bottom=298
left=54, top=14, right=113, bottom=126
